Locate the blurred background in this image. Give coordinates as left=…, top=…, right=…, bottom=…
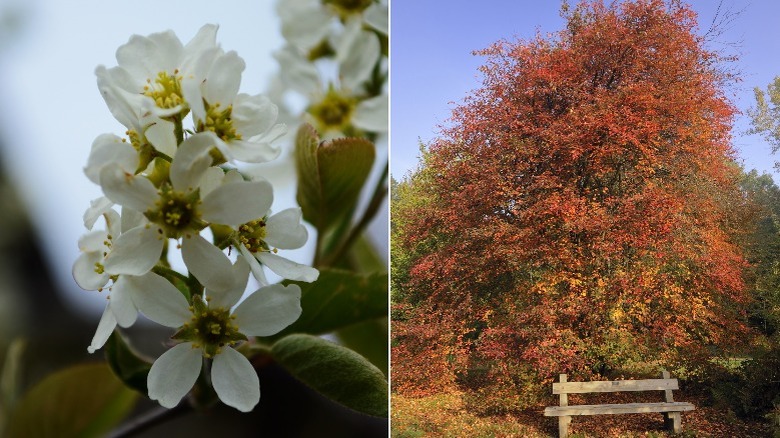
left=0, top=0, right=388, bottom=436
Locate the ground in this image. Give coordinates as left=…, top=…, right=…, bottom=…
left=391, top=391, right=772, bottom=437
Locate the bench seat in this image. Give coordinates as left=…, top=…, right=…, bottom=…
left=544, top=401, right=695, bottom=416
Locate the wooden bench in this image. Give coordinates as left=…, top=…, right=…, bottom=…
left=543, top=371, right=695, bottom=438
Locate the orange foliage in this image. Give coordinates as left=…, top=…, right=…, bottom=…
left=392, top=0, right=755, bottom=401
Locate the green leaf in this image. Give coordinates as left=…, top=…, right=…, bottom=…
left=271, top=334, right=388, bottom=417
left=271, top=268, right=388, bottom=340
left=295, top=123, right=375, bottom=232
left=336, top=318, right=389, bottom=377
left=6, top=362, right=138, bottom=438
left=104, top=331, right=152, bottom=394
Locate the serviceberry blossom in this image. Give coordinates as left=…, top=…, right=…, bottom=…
left=74, top=24, right=319, bottom=413
left=134, top=252, right=302, bottom=412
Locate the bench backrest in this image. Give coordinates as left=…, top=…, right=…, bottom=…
left=554, top=371, right=678, bottom=406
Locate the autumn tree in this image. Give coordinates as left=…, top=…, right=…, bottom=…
left=392, top=0, right=754, bottom=409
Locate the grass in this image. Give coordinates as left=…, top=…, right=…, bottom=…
left=392, top=390, right=771, bottom=438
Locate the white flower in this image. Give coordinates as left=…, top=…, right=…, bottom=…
left=73, top=206, right=160, bottom=353
left=84, top=134, right=140, bottom=185
left=97, top=24, right=220, bottom=119
left=134, top=253, right=302, bottom=411
left=94, top=71, right=178, bottom=158
left=274, top=45, right=386, bottom=138
left=277, top=0, right=387, bottom=58
left=97, top=133, right=275, bottom=272
left=233, top=208, right=319, bottom=286
left=181, top=50, right=287, bottom=164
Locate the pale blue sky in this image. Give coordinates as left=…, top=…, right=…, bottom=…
left=391, top=0, right=780, bottom=180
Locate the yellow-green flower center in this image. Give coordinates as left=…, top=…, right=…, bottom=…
left=238, top=218, right=268, bottom=253
left=145, top=184, right=204, bottom=238
left=198, top=102, right=241, bottom=143
left=173, top=297, right=247, bottom=358
left=323, top=0, right=373, bottom=19
left=143, top=70, right=185, bottom=110
left=308, top=87, right=357, bottom=134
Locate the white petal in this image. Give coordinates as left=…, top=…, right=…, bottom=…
left=99, top=163, right=158, bottom=212
left=273, top=47, right=321, bottom=96
left=85, top=134, right=139, bottom=184
left=103, top=225, right=164, bottom=275
left=144, top=117, right=177, bottom=157
left=181, top=234, right=234, bottom=292
left=353, top=94, right=388, bottom=133
left=257, top=252, right=319, bottom=283
left=338, top=22, right=380, bottom=90
left=120, top=206, right=146, bottom=233
left=197, top=166, right=225, bottom=198
left=109, top=276, right=139, bottom=328
left=211, top=347, right=260, bottom=412
left=78, top=229, right=109, bottom=253
left=184, top=24, right=218, bottom=56
left=265, top=208, right=308, bottom=249
left=88, top=304, right=118, bottom=354
left=238, top=244, right=269, bottom=286
left=83, top=197, right=115, bottom=230
left=182, top=76, right=207, bottom=123
left=201, top=180, right=273, bottom=227
left=232, top=284, right=302, bottom=337
left=204, top=51, right=245, bottom=105
left=127, top=272, right=191, bottom=328
left=170, top=133, right=215, bottom=191
left=279, top=4, right=331, bottom=50
left=232, top=94, right=278, bottom=138
left=364, top=3, right=388, bottom=35
left=223, top=138, right=281, bottom=163
left=73, top=252, right=109, bottom=291
left=208, top=255, right=250, bottom=310
left=148, top=343, right=202, bottom=409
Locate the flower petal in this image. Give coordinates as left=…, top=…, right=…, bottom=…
left=88, top=303, right=117, bottom=354
left=207, top=255, right=250, bottom=310
left=273, top=47, right=321, bottom=96
left=181, top=234, right=234, bottom=292
left=127, top=272, right=191, bottom=328
left=148, top=343, right=202, bottom=409
left=211, top=347, right=260, bottom=412
left=338, top=21, right=380, bottom=90
left=353, top=94, right=388, bottom=133
left=265, top=208, right=308, bottom=249
left=83, top=197, right=115, bottom=230
left=103, top=225, right=164, bottom=276
left=232, top=284, right=302, bottom=337
left=170, top=133, right=215, bottom=192
left=238, top=244, right=269, bottom=286
left=85, top=134, right=139, bottom=184
left=222, top=138, right=281, bottom=163
left=144, top=117, right=177, bottom=157
left=232, top=94, right=278, bottom=138
left=257, top=252, right=319, bottom=283
left=99, top=163, right=158, bottom=213
left=364, top=3, right=389, bottom=35
left=201, top=180, right=273, bottom=227
left=73, top=252, right=109, bottom=291
left=109, top=276, right=139, bottom=328
left=204, top=51, right=245, bottom=105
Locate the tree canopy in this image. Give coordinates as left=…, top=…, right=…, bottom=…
left=392, top=0, right=755, bottom=408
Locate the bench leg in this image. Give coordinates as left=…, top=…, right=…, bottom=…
left=558, top=415, right=571, bottom=438
left=664, top=411, right=681, bottom=433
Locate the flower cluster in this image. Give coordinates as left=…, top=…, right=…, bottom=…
left=73, top=24, right=318, bottom=412
left=273, top=0, right=388, bottom=140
